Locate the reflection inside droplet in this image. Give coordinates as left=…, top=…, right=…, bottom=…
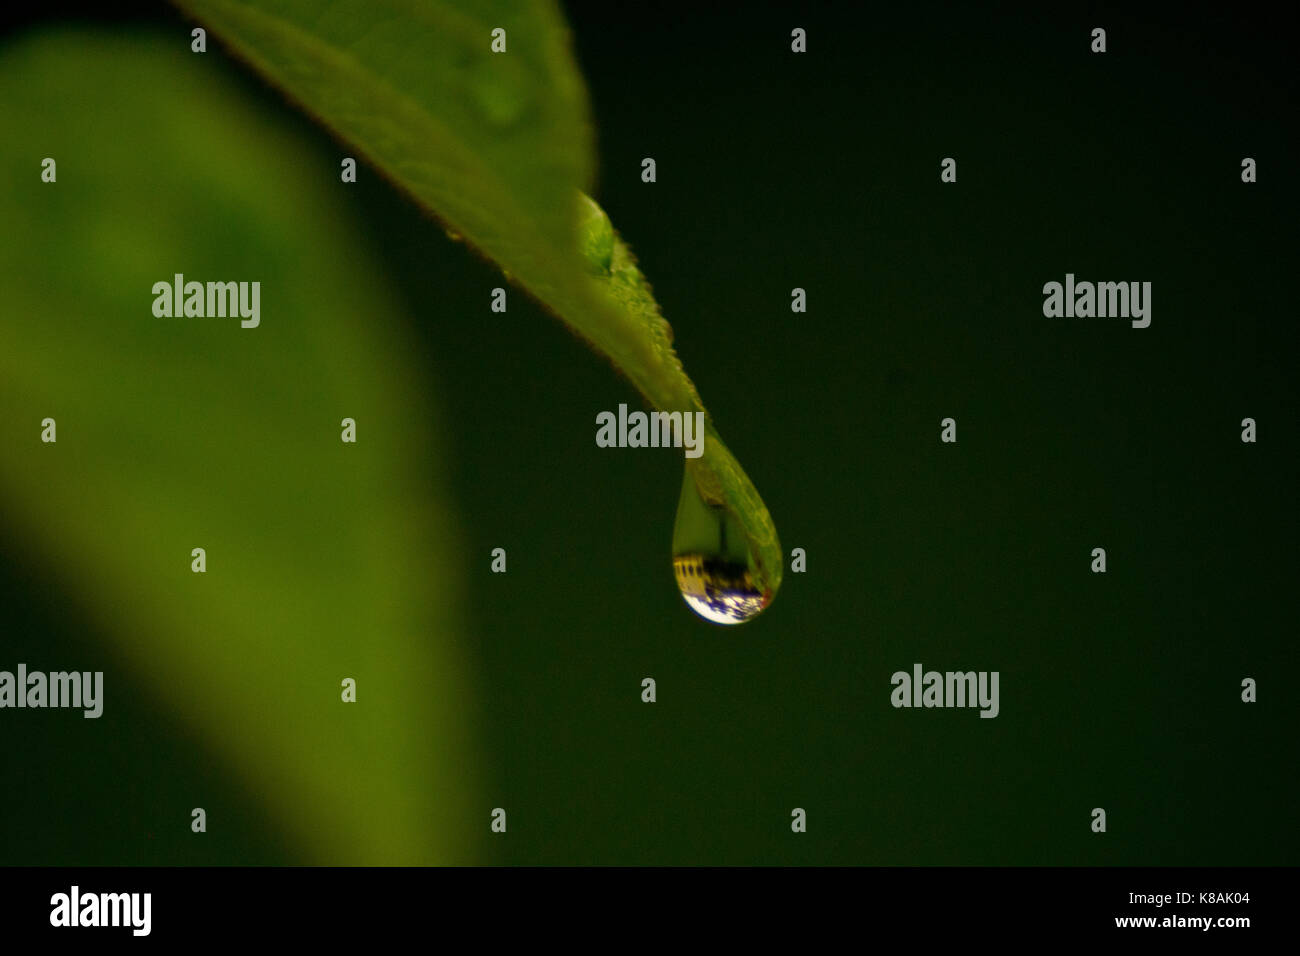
left=673, top=553, right=769, bottom=625
left=671, top=464, right=771, bottom=625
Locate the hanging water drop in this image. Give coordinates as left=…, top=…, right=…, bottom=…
left=671, top=464, right=771, bottom=625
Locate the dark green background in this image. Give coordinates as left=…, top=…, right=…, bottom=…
left=2, top=2, right=1295, bottom=864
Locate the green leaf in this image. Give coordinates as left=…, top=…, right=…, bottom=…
left=0, top=30, right=478, bottom=862
left=175, top=0, right=781, bottom=601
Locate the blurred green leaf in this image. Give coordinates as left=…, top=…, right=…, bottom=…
left=0, top=30, right=478, bottom=862
left=176, top=0, right=783, bottom=601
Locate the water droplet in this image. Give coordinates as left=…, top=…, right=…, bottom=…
left=577, top=193, right=614, bottom=276
left=672, top=466, right=771, bottom=625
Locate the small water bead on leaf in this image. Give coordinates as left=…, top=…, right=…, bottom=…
left=577, top=191, right=614, bottom=276
left=671, top=464, right=772, bottom=625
